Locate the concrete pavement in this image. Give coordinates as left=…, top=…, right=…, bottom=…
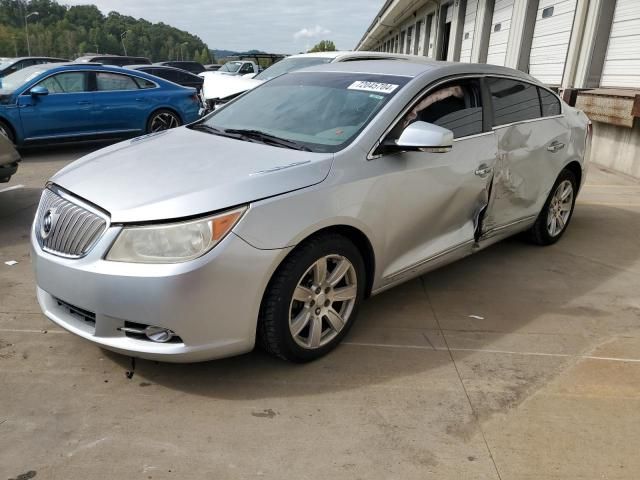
left=1, top=144, right=639, bottom=479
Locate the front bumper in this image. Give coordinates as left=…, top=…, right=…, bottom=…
left=32, top=225, right=290, bottom=363
left=0, top=161, right=19, bottom=183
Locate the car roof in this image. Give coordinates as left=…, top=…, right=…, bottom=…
left=2, top=56, right=67, bottom=63
left=127, top=64, right=201, bottom=75
left=297, top=58, right=543, bottom=84
left=285, top=51, right=418, bottom=61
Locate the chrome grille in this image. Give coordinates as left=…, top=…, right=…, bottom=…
left=35, top=187, right=108, bottom=258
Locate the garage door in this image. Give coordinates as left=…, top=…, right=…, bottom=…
left=529, top=0, right=578, bottom=86
left=487, top=0, right=514, bottom=66
left=459, top=0, right=479, bottom=62
left=601, top=0, right=640, bottom=88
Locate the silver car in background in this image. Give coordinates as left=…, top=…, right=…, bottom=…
left=31, top=60, right=591, bottom=363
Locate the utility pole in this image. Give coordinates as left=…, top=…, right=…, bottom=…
left=25, top=11, right=38, bottom=56
left=121, top=31, right=128, bottom=56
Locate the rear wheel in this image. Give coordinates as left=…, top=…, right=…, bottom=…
left=258, top=233, right=366, bottom=362
left=146, top=109, right=181, bottom=133
left=0, top=120, right=15, bottom=144
left=527, top=168, right=577, bottom=245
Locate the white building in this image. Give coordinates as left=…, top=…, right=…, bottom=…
left=356, top=0, right=640, bottom=179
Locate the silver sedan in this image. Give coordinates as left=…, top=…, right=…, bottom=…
left=31, top=60, right=591, bottom=362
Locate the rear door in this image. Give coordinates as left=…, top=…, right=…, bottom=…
left=17, top=71, right=92, bottom=140
left=481, top=76, right=569, bottom=235
left=91, top=71, right=151, bottom=134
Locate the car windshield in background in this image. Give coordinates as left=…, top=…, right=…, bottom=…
left=219, top=62, right=242, bottom=73
left=0, top=59, right=13, bottom=68
left=0, top=65, right=46, bottom=91
left=254, top=57, right=334, bottom=81
left=198, top=72, right=410, bottom=153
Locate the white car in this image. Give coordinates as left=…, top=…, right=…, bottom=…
left=200, top=51, right=414, bottom=110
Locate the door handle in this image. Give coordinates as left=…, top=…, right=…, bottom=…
left=547, top=141, right=565, bottom=153
left=474, top=164, right=493, bottom=178
left=76, top=100, right=91, bottom=105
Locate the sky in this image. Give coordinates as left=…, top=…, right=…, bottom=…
left=61, top=0, right=385, bottom=54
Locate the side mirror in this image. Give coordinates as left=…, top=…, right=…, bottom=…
left=387, top=121, right=453, bottom=153
left=30, top=86, right=49, bottom=97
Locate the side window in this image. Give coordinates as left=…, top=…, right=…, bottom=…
left=178, top=72, right=195, bottom=83
left=160, top=69, right=180, bottom=83
left=134, top=77, right=156, bottom=89
left=38, top=72, right=88, bottom=93
left=487, top=78, right=540, bottom=126
left=96, top=72, right=139, bottom=91
left=398, top=79, right=484, bottom=139
left=239, top=63, right=254, bottom=74
left=539, top=88, right=561, bottom=116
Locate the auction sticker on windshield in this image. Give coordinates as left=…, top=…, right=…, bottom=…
left=347, top=81, right=399, bottom=94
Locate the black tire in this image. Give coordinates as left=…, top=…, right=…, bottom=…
left=258, top=233, right=366, bottom=362
left=0, top=119, right=15, bottom=144
left=146, top=109, right=181, bottom=133
left=527, top=168, right=578, bottom=245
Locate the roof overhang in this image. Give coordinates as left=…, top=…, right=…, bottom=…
left=356, top=0, right=438, bottom=51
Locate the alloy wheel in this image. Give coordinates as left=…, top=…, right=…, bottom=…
left=0, top=123, right=10, bottom=140
left=150, top=112, right=180, bottom=132
left=289, top=254, right=358, bottom=349
left=546, top=179, right=573, bottom=237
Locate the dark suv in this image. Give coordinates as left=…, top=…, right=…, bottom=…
left=75, top=55, right=152, bottom=66
left=154, top=61, right=206, bottom=75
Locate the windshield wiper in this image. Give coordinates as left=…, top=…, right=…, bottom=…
left=224, top=129, right=311, bottom=151
left=190, top=123, right=243, bottom=139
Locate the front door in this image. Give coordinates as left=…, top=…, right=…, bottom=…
left=17, top=71, right=92, bottom=141
left=373, top=77, right=497, bottom=285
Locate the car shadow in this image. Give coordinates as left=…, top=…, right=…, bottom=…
left=101, top=203, right=640, bottom=401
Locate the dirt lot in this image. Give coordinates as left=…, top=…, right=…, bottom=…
left=1, top=144, right=639, bottom=480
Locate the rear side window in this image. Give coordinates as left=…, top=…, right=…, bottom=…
left=539, top=88, right=561, bottom=116
left=134, top=77, right=156, bottom=89
left=487, top=78, right=540, bottom=126
left=400, top=78, right=484, bottom=139
left=96, top=72, right=139, bottom=91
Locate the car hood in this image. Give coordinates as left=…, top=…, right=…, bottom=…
left=51, top=127, right=333, bottom=223
left=200, top=72, right=263, bottom=100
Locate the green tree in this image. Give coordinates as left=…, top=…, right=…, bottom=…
left=308, top=40, right=336, bottom=53
left=0, top=0, right=211, bottom=60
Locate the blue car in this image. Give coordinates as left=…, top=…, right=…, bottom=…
left=0, top=63, right=202, bottom=146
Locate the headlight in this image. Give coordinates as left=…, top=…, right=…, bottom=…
left=106, top=207, right=246, bottom=263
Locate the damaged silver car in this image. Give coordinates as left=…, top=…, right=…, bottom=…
left=31, top=60, right=591, bottom=363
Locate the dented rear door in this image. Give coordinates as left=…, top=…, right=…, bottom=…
left=481, top=77, right=570, bottom=236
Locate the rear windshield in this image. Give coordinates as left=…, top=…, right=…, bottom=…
left=200, top=72, right=410, bottom=153
left=219, top=62, right=243, bottom=73
left=254, top=57, right=334, bottom=81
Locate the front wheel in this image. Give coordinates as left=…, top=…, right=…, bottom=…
left=258, top=233, right=366, bottom=362
left=0, top=120, right=15, bottom=144
left=527, top=168, right=578, bottom=245
left=146, top=109, right=181, bottom=133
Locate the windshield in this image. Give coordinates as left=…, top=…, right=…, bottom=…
left=0, top=58, right=13, bottom=69
left=0, top=65, right=47, bottom=91
left=254, top=57, right=334, bottom=81
left=219, top=61, right=242, bottom=73
left=198, top=72, right=410, bottom=153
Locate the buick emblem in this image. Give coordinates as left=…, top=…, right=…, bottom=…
left=41, top=208, right=59, bottom=239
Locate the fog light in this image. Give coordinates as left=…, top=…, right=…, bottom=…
left=144, top=326, right=175, bottom=343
